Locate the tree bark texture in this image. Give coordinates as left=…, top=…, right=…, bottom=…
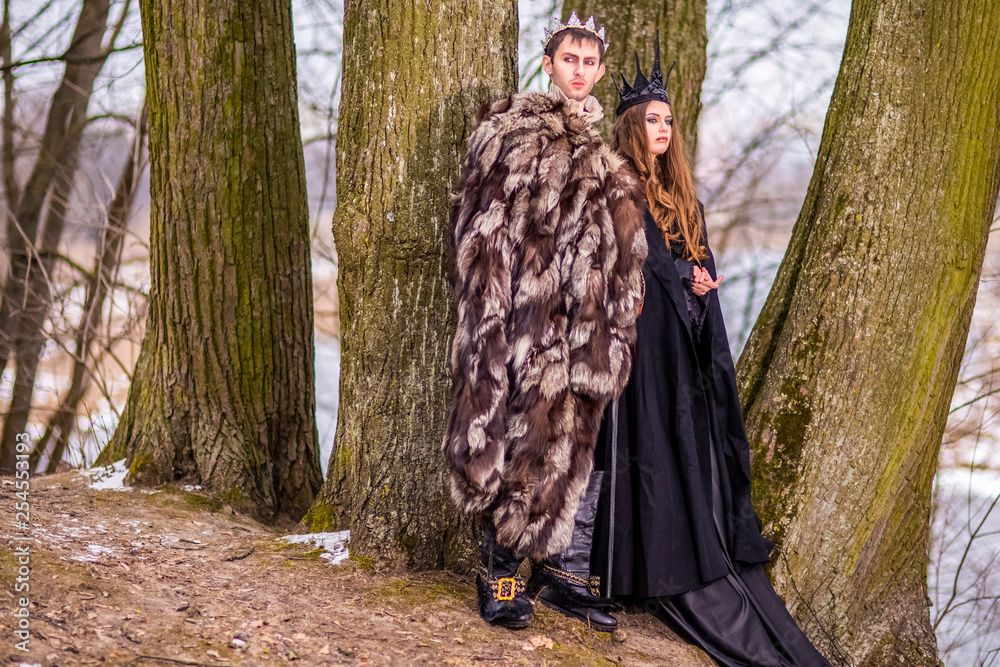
left=0, top=0, right=111, bottom=472
left=98, top=0, right=322, bottom=523
left=735, top=1, right=1000, bottom=664
left=301, top=0, right=518, bottom=569
left=1, top=0, right=17, bottom=209
left=561, top=0, right=707, bottom=159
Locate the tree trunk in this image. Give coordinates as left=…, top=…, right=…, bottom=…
left=561, top=0, right=707, bottom=159
left=0, top=0, right=113, bottom=472
left=1, top=0, right=17, bottom=209
left=735, top=0, right=1000, bottom=664
left=97, top=0, right=322, bottom=523
left=300, top=0, right=518, bottom=569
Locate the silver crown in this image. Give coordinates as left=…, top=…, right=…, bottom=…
left=541, top=11, right=609, bottom=52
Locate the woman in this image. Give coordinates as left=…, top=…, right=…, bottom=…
left=591, top=35, right=832, bottom=666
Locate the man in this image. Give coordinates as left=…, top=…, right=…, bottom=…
left=442, top=13, right=648, bottom=632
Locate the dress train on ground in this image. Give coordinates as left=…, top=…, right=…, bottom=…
left=650, top=434, right=831, bottom=667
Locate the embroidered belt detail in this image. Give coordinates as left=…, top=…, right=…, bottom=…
left=588, top=575, right=601, bottom=597
left=542, top=564, right=602, bottom=596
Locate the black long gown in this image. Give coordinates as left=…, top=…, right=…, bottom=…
left=591, top=210, right=830, bottom=667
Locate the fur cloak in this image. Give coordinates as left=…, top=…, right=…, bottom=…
left=443, top=92, right=647, bottom=560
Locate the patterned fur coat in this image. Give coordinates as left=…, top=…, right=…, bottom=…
left=443, top=92, right=648, bottom=560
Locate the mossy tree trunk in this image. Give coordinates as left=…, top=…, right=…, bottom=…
left=562, top=0, right=707, bottom=159
left=301, top=1, right=518, bottom=569
left=735, top=0, right=1000, bottom=664
left=97, top=0, right=323, bottom=523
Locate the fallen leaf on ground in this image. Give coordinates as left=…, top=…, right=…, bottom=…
left=522, top=635, right=553, bottom=651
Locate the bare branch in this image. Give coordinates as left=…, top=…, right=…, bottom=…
left=33, top=103, right=147, bottom=472
left=0, top=41, right=142, bottom=72
left=102, top=0, right=131, bottom=54
left=704, top=74, right=834, bottom=208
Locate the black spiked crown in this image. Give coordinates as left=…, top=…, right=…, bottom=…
left=613, top=30, right=675, bottom=117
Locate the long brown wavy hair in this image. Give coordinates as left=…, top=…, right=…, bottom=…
left=612, top=101, right=705, bottom=261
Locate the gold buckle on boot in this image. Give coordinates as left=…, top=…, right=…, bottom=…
left=478, top=564, right=526, bottom=601
left=496, top=577, right=517, bottom=600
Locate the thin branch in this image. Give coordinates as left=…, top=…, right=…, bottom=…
left=933, top=489, right=1000, bottom=631
left=950, top=386, right=1000, bottom=415
left=34, top=103, right=148, bottom=472
left=703, top=0, right=828, bottom=110
left=704, top=75, right=835, bottom=208
left=0, top=41, right=142, bottom=72
left=101, top=0, right=131, bottom=55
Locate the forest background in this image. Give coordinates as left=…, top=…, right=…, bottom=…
left=0, top=0, right=997, bottom=665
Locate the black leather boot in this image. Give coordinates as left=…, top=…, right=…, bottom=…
left=531, top=471, right=621, bottom=632
left=476, top=522, right=532, bottom=629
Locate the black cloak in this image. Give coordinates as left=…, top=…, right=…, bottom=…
left=592, top=209, right=774, bottom=598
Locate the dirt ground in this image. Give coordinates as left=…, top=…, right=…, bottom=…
left=0, top=470, right=714, bottom=667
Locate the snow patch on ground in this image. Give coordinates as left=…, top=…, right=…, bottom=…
left=282, top=531, right=350, bottom=565
left=79, top=458, right=130, bottom=491
left=72, top=544, right=118, bottom=563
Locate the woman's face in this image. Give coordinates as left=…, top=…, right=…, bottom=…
left=645, top=101, right=673, bottom=156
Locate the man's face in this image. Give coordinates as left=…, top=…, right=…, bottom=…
left=542, top=37, right=606, bottom=102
